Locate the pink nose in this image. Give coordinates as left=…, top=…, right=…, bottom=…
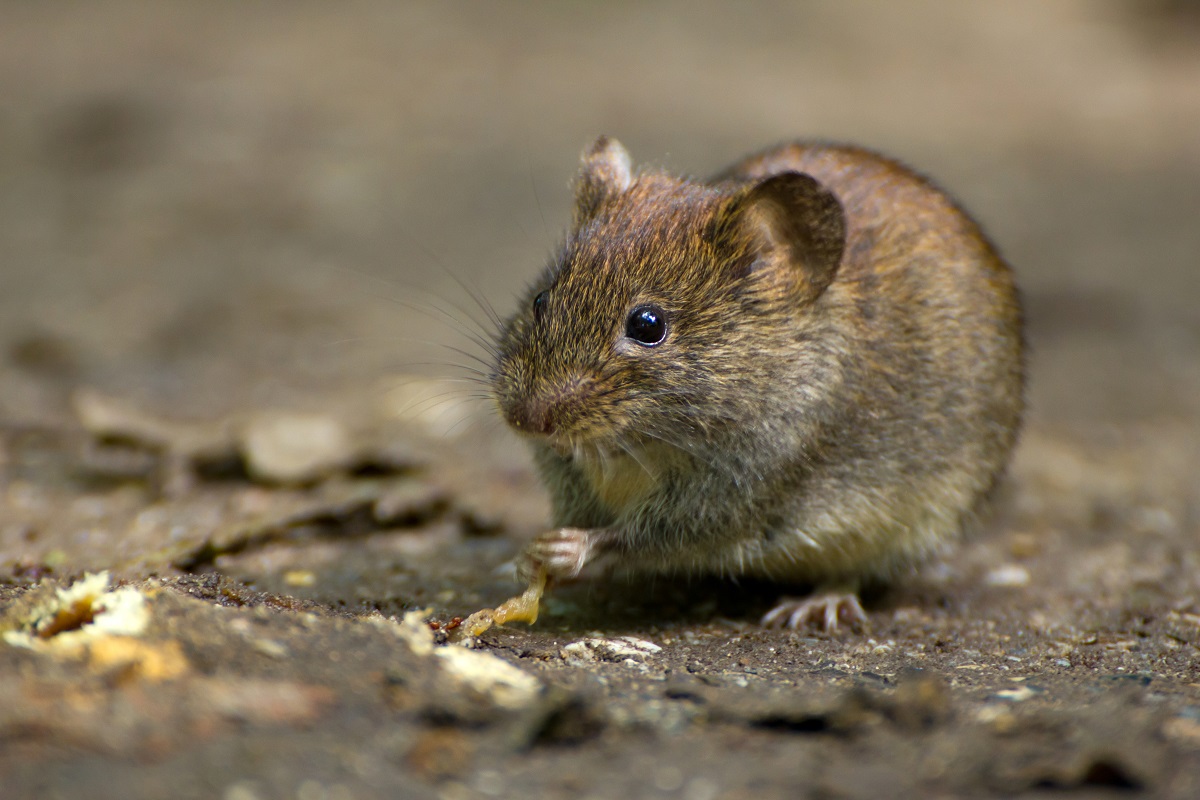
left=507, top=399, right=557, bottom=436
left=504, top=377, right=593, bottom=437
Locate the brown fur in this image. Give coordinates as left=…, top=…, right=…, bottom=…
left=492, top=137, right=1024, bottom=588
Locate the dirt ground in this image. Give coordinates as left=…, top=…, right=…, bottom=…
left=2, top=2, right=1199, bottom=798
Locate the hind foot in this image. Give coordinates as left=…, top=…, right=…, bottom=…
left=761, top=588, right=868, bottom=633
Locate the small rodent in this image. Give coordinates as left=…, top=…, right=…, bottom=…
left=491, top=136, right=1024, bottom=631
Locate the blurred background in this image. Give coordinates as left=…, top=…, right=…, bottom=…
left=3, top=8, right=1199, bottom=794
left=1, top=0, right=1197, bottom=433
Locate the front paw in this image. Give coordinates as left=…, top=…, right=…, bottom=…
left=517, top=527, right=599, bottom=584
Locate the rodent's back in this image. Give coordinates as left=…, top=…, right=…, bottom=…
left=716, top=143, right=1025, bottom=581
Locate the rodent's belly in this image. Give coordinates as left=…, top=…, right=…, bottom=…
left=577, top=451, right=659, bottom=514
left=730, top=475, right=974, bottom=584
left=567, top=439, right=976, bottom=584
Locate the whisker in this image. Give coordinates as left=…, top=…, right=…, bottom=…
left=440, top=267, right=506, bottom=335
left=439, top=344, right=497, bottom=375
left=395, top=389, right=478, bottom=418
left=441, top=411, right=483, bottom=439
left=420, top=297, right=501, bottom=355
left=407, top=368, right=492, bottom=388
left=616, top=439, right=656, bottom=481
left=319, top=262, right=510, bottom=372
left=384, top=227, right=503, bottom=339
left=528, top=160, right=551, bottom=245
left=324, top=262, right=496, bottom=343
left=630, top=426, right=722, bottom=475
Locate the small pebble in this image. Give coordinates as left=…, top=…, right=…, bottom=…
left=984, top=564, right=1030, bottom=587
left=562, top=636, right=662, bottom=664
left=284, top=570, right=316, bottom=587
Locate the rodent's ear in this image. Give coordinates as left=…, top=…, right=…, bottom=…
left=573, top=136, right=633, bottom=227
left=729, top=172, right=846, bottom=301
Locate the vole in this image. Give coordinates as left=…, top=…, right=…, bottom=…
left=490, top=136, right=1024, bottom=631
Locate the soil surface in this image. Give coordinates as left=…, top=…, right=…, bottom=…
left=2, top=3, right=1199, bottom=798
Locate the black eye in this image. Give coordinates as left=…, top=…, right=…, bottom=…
left=625, top=305, right=668, bottom=346
left=532, top=290, right=549, bottom=320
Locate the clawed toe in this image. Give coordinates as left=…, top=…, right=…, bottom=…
left=517, top=527, right=596, bottom=583
left=762, top=591, right=868, bottom=634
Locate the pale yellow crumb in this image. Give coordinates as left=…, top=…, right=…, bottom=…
left=453, top=568, right=547, bottom=640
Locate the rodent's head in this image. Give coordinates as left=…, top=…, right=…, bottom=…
left=493, top=136, right=846, bottom=458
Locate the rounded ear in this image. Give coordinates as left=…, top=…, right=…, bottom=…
left=724, top=172, right=846, bottom=301
left=573, top=135, right=633, bottom=227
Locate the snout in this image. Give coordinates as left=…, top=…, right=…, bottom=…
left=501, top=377, right=596, bottom=439
left=505, top=396, right=559, bottom=436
